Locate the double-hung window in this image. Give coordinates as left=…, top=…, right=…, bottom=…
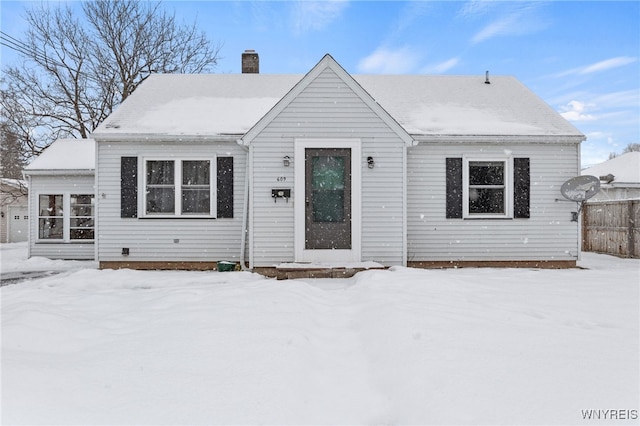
left=144, top=159, right=213, bottom=216
left=465, top=160, right=509, bottom=217
left=38, top=193, right=95, bottom=241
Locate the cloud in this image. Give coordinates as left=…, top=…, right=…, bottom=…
left=422, top=57, right=460, bottom=73
left=556, top=56, right=638, bottom=77
left=559, top=100, right=597, bottom=122
left=357, top=46, right=421, bottom=74
left=458, top=0, right=496, bottom=18
left=470, top=3, right=548, bottom=44
left=291, top=0, right=349, bottom=34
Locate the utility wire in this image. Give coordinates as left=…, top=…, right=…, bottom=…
left=0, top=30, right=112, bottom=86
left=0, top=31, right=58, bottom=66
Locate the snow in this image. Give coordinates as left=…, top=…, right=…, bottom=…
left=95, top=69, right=583, bottom=138
left=2, top=242, right=638, bottom=425
left=582, top=151, right=640, bottom=184
left=24, top=139, right=95, bottom=171
left=276, top=261, right=384, bottom=269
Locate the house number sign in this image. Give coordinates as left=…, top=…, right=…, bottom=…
left=276, top=176, right=287, bottom=182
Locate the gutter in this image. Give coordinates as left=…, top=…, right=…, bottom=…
left=239, top=143, right=250, bottom=271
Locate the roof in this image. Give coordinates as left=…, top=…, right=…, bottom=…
left=25, top=139, right=95, bottom=172
left=582, top=151, right=640, bottom=184
left=94, top=57, right=583, bottom=139
left=0, top=178, right=28, bottom=190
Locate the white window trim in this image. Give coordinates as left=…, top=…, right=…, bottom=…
left=462, top=156, right=514, bottom=219
left=36, top=192, right=95, bottom=242
left=141, top=157, right=216, bottom=218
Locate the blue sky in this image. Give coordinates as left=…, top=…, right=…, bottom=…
left=1, top=1, right=638, bottom=167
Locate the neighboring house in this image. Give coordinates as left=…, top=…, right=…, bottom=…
left=23, top=139, right=95, bottom=260
left=27, top=53, right=587, bottom=270
left=581, top=152, right=640, bottom=201
left=0, top=178, right=28, bottom=243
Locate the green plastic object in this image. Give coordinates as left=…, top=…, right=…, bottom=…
left=217, top=261, right=236, bottom=272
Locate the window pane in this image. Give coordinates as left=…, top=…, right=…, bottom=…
left=312, top=156, right=344, bottom=190
left=70, top=218, right=94, bottom=228
left=70, top=229, right=94, bottom=240
left=469, top=161, right=504, bottom=185
left=313, top=190, right=344, bottom=222
left=147, top=188, right=175, bottom=213
left=182, top=189, right=210, bottom=214
left=312, top=156, right=345, bottom=222
left=183, top=161, right=210, bottom=185
left=469, top=188, right=505, bottom=214
left=39, top=218, right=63, bottom=239
left=147, top=161, right=174, bottom=185
left=39, top=195, right=63, bottom=216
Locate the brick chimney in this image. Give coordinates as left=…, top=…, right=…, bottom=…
left=242, top=50, right=259, bottom=74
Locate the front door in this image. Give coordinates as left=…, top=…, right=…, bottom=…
left=305, top=148, right=351, bottom=250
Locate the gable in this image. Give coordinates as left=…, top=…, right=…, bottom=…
left=240, top=54, right=415, bottom=146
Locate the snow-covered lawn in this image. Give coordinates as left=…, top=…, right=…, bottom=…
left=1, top=242, right=638, bottom=425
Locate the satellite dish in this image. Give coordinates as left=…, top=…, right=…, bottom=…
left=561, top=175, right=601, bottom=202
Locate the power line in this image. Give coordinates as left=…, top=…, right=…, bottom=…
left=0, top=31, right=112, bottom=86
left=0, top=31, right=58, bottom=67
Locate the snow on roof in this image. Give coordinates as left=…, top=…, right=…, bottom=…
left=95, top=73, right=583, bottom=138
left=0, top=178, right=27, bottom=189
left=25, top=138, right=95, bottom=171
left=582, top=151, right=640, bottom=184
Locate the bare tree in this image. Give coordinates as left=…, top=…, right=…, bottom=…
left=0, top=122, right=27, bottom=179
left=0, top=0, right=221, bottom=159
left=609, top=142, right=640, bottom=159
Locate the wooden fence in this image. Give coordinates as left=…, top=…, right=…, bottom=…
left=582, top=199, right=639, bottom=258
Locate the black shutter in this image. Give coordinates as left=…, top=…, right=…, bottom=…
left=217, top=157, right=234, bottom=218
left=446, top=158, right=463, bottom=219
left=513, top=157, right=530, bottom=219
left=121, top=157, right=138, bottom=218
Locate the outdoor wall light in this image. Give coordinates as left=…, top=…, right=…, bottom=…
left=283, top=156, right=291, bottom=167
left=367, top=156, right=375, bottom=169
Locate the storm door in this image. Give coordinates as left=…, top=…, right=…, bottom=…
left=305, top=148, right=352, bottom=250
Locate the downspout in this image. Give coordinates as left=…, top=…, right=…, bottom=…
left=24, top=173, right=32, bottom=259
left=239, top=143, right=250, bottom=271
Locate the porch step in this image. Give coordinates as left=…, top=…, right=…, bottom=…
left=255, top=262, right=386, bottom=280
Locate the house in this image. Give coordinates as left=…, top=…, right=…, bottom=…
left=581, top=152, right=640, bottom=201
left=23, top=139, right=95, bottom=260
left=25, top=53, right=586, bottom=272
left=1, top=178, right=28, bottom=243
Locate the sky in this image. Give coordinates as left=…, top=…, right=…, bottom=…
left=1, top=1, right=639, bottom=167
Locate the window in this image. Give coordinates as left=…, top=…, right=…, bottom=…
left=446, top=157, right=530, bottom=219
left=466, top=160, right=507, bottom=215
left=70, top=194, right=95, bottom=239
left=38, top=194, right=95, bottom=241
left=121, top=156, right=234, bottom=219
left=182, top=160, right=211, bottom=214
left=39, top=194, right=64, bottom=239
left=144, top=159, right=213, bottom=216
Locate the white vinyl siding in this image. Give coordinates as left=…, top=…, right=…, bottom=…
left=95, top=140, right=246, bottom=263
left=250, top=67, right=406, bottom=267
left=27, top=174, right=95, bottom=260
left=407, top=143, right=581, bottom=261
